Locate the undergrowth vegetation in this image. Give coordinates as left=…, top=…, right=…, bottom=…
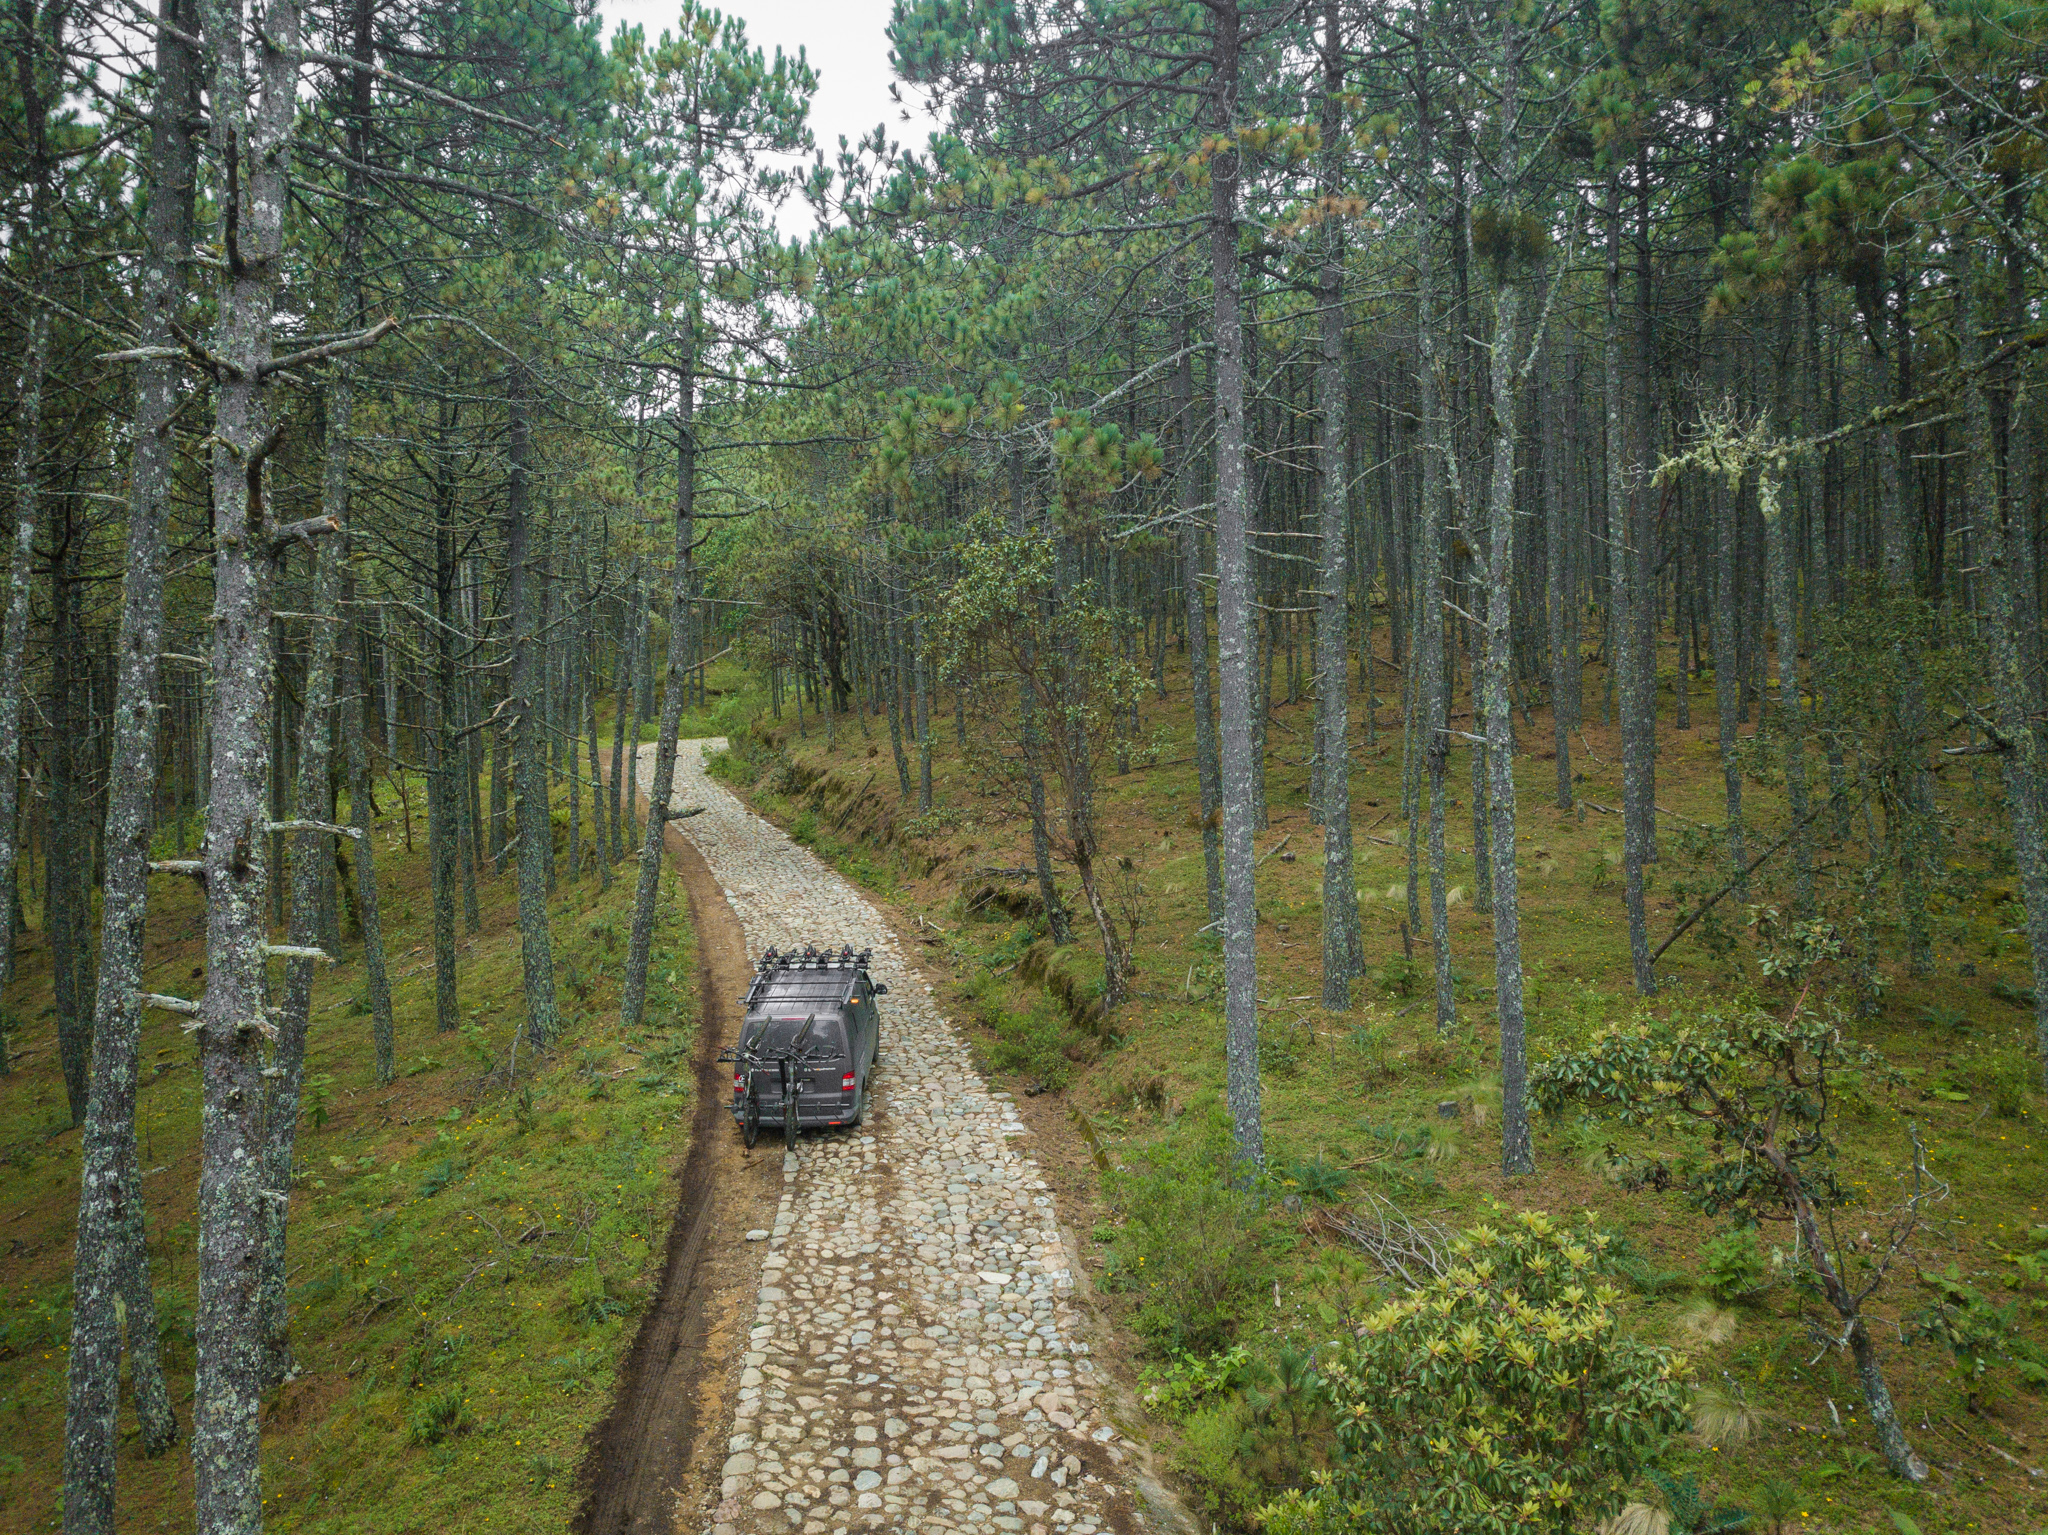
left=720, top=653, right=2048, bottom=1534
left=0, top=761, right=697, bottom=1532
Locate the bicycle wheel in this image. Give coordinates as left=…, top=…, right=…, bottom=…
left=742, top=1094, right=760, bottom=1149
left=785, top=1088, right=800, bottom=1146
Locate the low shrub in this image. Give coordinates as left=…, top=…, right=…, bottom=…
left=1698, top=1226, right=1767, bottom=1304
left=976, top=994, right=1076, bottom=1091
left=1265, top=1208, right=1691, bottom=1535
left=1139, top=1344, right=1253, bottom=1422
left=1106, top=1138, right=1272, bottom=1355
left=704, top=742, right=762, bottom=787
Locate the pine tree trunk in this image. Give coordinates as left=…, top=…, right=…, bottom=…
left=263, top=46, right=369, bottom=1345
left=1607, top=188, right=1655, bottom=995
left=1469, top=655, right=1492, bottom=916
left=427, top=535, right=459, bottom=1034
left=586, top=620, right=611, bottom=892
left=1711, top=474, right=1748, bottom=898
left=1765, top=301, right=1815, bottom=920
left=191, top=3, right=305, bottom=1523
left=0, top=34, right=56, bottom=1013
left=1210, top=0, right=1263, bottom=1167
left=1011, top=456, right=1071, bottom=944
left=50, top=532, right=94, bottom=1126
left=1414, top=100, right=1457, bottom=1038
left=567, top=549, right=584, bottom=879
left=621, top=337, right=701, bottom=1033
left=914, top=604, right=933, bottom=814
left=1857, top=291, right=1936, bottom=976
left=506, top=387, right=560, bottom=1046
left=608, top=566, right=635, bottom=863
left=372, top=606, right=392, bottom=762
left=459, top=705, right=480, bottom=930
left=260, top=523, right=343, bottom=1386
left=1962, top=255, right=2048, bottom=1098
left=1314, top=0, right=1358, bottom=1009
left=1176, top=301, right=1224, bottom=925
left=887, top=606, right=912, bottom=799
left=621, top=559, right=646, bottom=853
left=1543, top=347, right=1575, bottom=810
left=61, top=6, right=197, bottom=1509
left=1482, top=175, right=1535, bottom=1178
left=341, top=606, right=394, bottom=1085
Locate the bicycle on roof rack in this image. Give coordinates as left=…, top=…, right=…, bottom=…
left=718, top=944, right=886, bottom=1148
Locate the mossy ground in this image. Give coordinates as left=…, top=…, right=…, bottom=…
left=0, top=761, right=696, bottom=1533
left=722, top=643, right=2048, bottom=1535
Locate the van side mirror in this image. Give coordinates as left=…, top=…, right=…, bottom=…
left=871, top=983, right=888, bottom=996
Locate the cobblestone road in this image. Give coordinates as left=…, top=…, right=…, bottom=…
left=645, top=742, right=1141, bottom=1535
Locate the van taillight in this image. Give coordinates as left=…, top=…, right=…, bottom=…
left=733, top=1071, right=744, bottom=1092
left=841, top=1072, right=856, bottom=1092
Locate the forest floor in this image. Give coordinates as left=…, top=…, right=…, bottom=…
left=0, top=761, right=701, bottom=1534
left=709, top=645, right=2048, bottom=1535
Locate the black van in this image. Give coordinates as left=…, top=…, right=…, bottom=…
left=723, top=946, right=885, bottom=1146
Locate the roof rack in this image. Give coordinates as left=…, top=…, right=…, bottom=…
left=741, top=944, right=873, bottom=1011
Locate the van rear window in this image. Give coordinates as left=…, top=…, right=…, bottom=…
left=747, top=1012, right=847, bottom=1056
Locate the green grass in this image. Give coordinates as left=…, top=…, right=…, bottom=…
left=633, top=669, right=769, bottom=745
left=718, top=637, right=2048, bottom=1534
left=0, top=766, right=697, bottom=1533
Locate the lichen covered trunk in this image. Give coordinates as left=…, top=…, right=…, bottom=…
left=1962, top=257, right=2048, bottom=1101
left=0, top=213, right=54, bottom=1010
left=1209, top=0, right=1262, bottom=1168
left=1484, top=272, right=1534, bottom=1178
left=1413, top=156, right=1455, bottom=1039
left=1175, top=306, right=1224, bottom=927
left=622, top=329, right=698, bottom=1033
left=63, top=3, right=197, bottom=1511
left=1711, top=475, right=1747, bottom=897
left=505, top=391, right=560, bottom=1045
left=341, top=610, right=394, bottom=1084
left=1606, top=193, right=1654, bottom=996
left=50, top=533, right=94, bottom=1126
left=1313, top=4, right=1357, bottom=1010
left=260, top=519, right=343, bottom=1385
left=190, top=1, right=303, bottom=1525
left=1542, top=351, right=1575, bottom=812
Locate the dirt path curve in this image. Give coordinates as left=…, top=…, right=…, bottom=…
left=639, top=739, right=1162, bottom=1535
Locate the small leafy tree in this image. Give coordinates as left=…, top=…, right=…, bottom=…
left=1532, top=1003, right=1941, bottom=1482
left=1262, top=1209, right=1691, bottom=1535
left=930, top=519, right=1145, bottom=1004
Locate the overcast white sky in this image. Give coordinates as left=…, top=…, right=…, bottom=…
left=598, top=0, right=945, bottom=233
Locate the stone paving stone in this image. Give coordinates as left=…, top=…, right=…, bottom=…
left=648, top=742, right=1132, bottom=1535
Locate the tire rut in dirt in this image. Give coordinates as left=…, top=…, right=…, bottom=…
left=576, top=829, right=755, bottom=1535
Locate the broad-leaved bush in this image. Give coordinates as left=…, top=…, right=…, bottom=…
left=1261, top=1209, right=1689, bottom=1535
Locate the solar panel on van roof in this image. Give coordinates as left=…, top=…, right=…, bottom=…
left=756, top=973, right=852, bottom=1003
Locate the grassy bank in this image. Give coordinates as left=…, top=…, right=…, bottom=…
left=0, top=767, right=697, bottom=1533
left=709, top=651, right=2048, bottom=1535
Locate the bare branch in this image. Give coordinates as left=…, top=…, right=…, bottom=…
left=259, top=315, right=399, bottom=377
left=267, top=514, right=341, bottom=557
left=267, top=818, right=364, bottom=840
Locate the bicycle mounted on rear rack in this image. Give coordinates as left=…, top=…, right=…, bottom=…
left=718, top=944, right=887, bottom=1148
